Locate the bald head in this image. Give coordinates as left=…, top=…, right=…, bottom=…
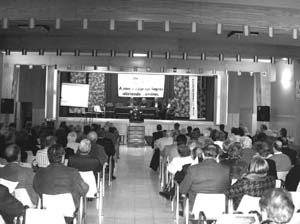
left=87, top=131, right=98, bottom=142
left=79, top=139, right=91, bottom=154
left=5, top=144, right=20, bottom=162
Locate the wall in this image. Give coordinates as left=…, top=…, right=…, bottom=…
left=270, top=61, right=300, bottom=143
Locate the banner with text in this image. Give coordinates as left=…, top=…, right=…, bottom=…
left=189, top=76, right=198, bottom=119
left=118, top=74, right=165, bottom=97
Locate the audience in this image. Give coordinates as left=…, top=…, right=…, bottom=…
left=259, top=188, right=294, bottom=224
left=162, top=134, right=187, bottom=163
left=186, top=126, right=193, bottom=139
left=33, top=144, right=89, bottom=208
left=151, top=124, right=163, bottom=149
left=35, top=136, right=56, bottom=168
left=0, top=144, right=38, bottom=205
left=226, top=156, right=275, bottom=210
left=180, top=144, right=230, bottom=208
left=269, top=139, right=292, bottom=172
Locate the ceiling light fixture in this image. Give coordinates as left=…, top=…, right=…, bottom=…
left=268, top=26, right=274, bottom=38
left=109, top=19, right=115, bottom=31
left=2, top=17, right=8, bottom=29
left=192, top=22, right=197, bottom=33
left=56, top=49, right=62, bottom=56
left=182, top=52, right=188, bottom=60
left=22, top=48, right=27, bottom=55
left=200, top=52, right=206, bottom=61
left=92, top=49, right=97, bottom=57
left=55, top=18, right=61, bottom=30
left=216, top=23, right=222, bottom=35
left=165, top=20, right=170, bottom=32
left=165, top=51, right=170, bottom=59
left=253, top=56, right=258, bottom=63
left=137, top=20, right=143, bottom=31
left=244, top=25, right=249, bottom=36
left=39, top=48, right=44, bottom=56
left=5, top=48, right=10, bottom=55
left=82, top=18, right=88, bottom=29
left=293, top=28, right=298, bottom=39
left=147, top=50, right=153, bottom=58
left=236, top=54, right=241, bottom=62
left=29, top=17, right=35, bottom=29
left=219, top=53, right=224, bottom=61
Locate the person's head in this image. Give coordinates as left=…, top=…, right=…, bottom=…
left=166, top=130, right=173, bottom=138
left=260, top=189, right=294, bottom=224
left=215, top=131, right=225, bottom=141
left=47, top=144, right=65, bottom=164
left=177, top=145, right=191, bottom=157
left=202, top=144, right=219, bottom=159
left=176, top=134, right=187, bottom=146
left=260, top=124, right=268, bottom=132
left=83, top=125, right=91, bottom=135
left=187, top=126, right=192, bottom=133
left=157, top=124, right=162, bottom=131
left=273, top=140, right=283, bottom=152
left=44, top=136, right=57, bottom=148
left=5, top=144, right=20, bottom=162
left=79, top=139, right=91, bottom=155
left=174, top=123, right=180, bottom=130
left=219, top=124, right=225, bottom=131
left=142, top=97, right=146, bottom=103
left=257, top=132, right=268, bottom=142
left=240, top=136, right=252, bottom=149
left=87, top=131, right=98, bottom=143
left=231, top=127, right=239, bottom=135
left=227, top=142, right=243, bottom=160
left=280, top=128, right=287, bottom=138
left=67, top=131, right=77, bottom=143
left=249, top=156, right=269, bottom=175
left=254, top=141, right=272, bottom=157
left=191, top=128, right=201, bottom=140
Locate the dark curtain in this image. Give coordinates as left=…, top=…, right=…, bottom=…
left=105, top=73, right=174, bottom=105
left=205, top=77, right=215, bottom=121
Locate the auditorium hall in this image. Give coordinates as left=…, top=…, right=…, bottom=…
left=1, top=1, right=300, bottom=224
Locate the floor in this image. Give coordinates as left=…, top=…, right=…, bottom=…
left=86, top=145, right=176, bottom=224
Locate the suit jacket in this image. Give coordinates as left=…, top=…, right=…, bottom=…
left=265, top=159, right=278, bottom=179
left=89, top=143, right=108, bottom=166
left=282, top=147, right=297, bottom=165
left=151, top=131, right=163, bottom=148
left=97, top=137, right=115, bottom=157
left=68, top=154, right=101, bottom=175
left=270, top=153, right=292, bottom=172
left=180, top=159, right=230, bottom=206
left=0, top=163, right=38, bottom=205
left=33, top=163, right=89, bottom=208
left=0, top=184, right=24, bottom=224
left=285, top=165, right=300, bottom=191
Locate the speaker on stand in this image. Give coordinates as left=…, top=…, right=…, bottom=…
left=257, top=106, right=270, bottom=122
left=1, top=98, right=14, bottom=127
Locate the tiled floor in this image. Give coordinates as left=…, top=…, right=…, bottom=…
left=86, top=145, right=175, bottom=224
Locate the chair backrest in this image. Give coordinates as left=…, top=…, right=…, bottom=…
left=277, top=171, right=289, bottom=182
left=275, top=179, right=283, bottom=188
left=237, top=195, right=260, bottom=214
left=0, top=178, right=19, bottom=193
left=296, top=182, right=300, bottom=192
left=0, top=215, right=5, bottom=224
left=79, top=171, right=98, bottom=198
left=25, top=208, right=65, bottom=224
left=42, top=193, right=75, bottom=217
left=192, top=193, right=226, bottom=220
left=14, top=188, right=35, bottom=208
left=216, top=214, right=260, bottom=224
left=289, top=192, right=300, bottom=213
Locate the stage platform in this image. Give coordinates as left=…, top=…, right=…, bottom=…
left=58, top=117, right=215, bottom=142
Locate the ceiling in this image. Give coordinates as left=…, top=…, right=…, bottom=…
left=1, top=0, right=300, bottom=58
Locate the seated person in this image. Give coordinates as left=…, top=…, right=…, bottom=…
left=0, top=184, right=24, bottom=224
left=180, top=144, right=230, bottom=208
left=33, top=144, right=89, bottom=208
left=220, top=142, right=248, bottom=179
left=162, top=134, right=187, bottom=164
left=68, top=139, right=100, bottom=177
left=35, top=136, right=56, bottom=168
left=139, top=97, right=148, bottom=107
left=285, top=158, right=300, bottom=191
left=259, top=188, right=294, bottom=224
left=87, top=131, right=108, bottom=167
left=167, top=144, right=195, bottom=175
left=0, top=144, right=38, bottom=205
left=66, top=132, right=80, bottom=154
left=151, top=124, right=163, bottom=149
left=269, top=140, right=292, bottom=172
left=226, top=156, right=275, bottom=210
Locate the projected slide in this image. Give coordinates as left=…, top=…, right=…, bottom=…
left=61, top=83, right=90, bottom=108
left=118, top=74, right=165, bottom=97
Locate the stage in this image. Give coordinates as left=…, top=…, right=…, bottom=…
left=58, top=117, right=215, bottom=142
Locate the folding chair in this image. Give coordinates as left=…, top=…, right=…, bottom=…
left=289, top=192, right=300, bottom=213
left=185, top=193, right=226, bottom=224
left=79, top=171, right=103, bottom=224
left=277, top=171, right=289, bottom=182
left=216, top=213, right=260, bottom=224
left=40, top=193, right=83, bottom=224
left=108, top=156, right=113, bottom=187
left=174, top=182, right=180, bottom=224
left=236, top=195, right=260, bottom=214
left=14, top=188, right=35, bottom=208
left=0, top=178, right=18, bottom=193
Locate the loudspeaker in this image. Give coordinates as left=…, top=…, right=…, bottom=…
left=1, top=98, right=14, bottom=114
left=257, top=106, right=270, bottom=121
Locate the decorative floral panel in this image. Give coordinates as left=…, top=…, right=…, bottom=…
left=173, top=76, right=189, bottom=117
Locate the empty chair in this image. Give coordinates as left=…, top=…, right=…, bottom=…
left=236, top=195, right=260, bottom=213
left=277, top=171, right=289, bottom=182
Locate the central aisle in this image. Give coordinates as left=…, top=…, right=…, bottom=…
left=94, top=145, right=175, bottom=224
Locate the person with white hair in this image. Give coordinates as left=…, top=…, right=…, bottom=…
left=240, top=136, right=256, bottom=163
left=68, top=138, right=100, bottom=176
left=66, top=131, right=80, bottom=153
left=87, top=131, right=108, bottom=167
